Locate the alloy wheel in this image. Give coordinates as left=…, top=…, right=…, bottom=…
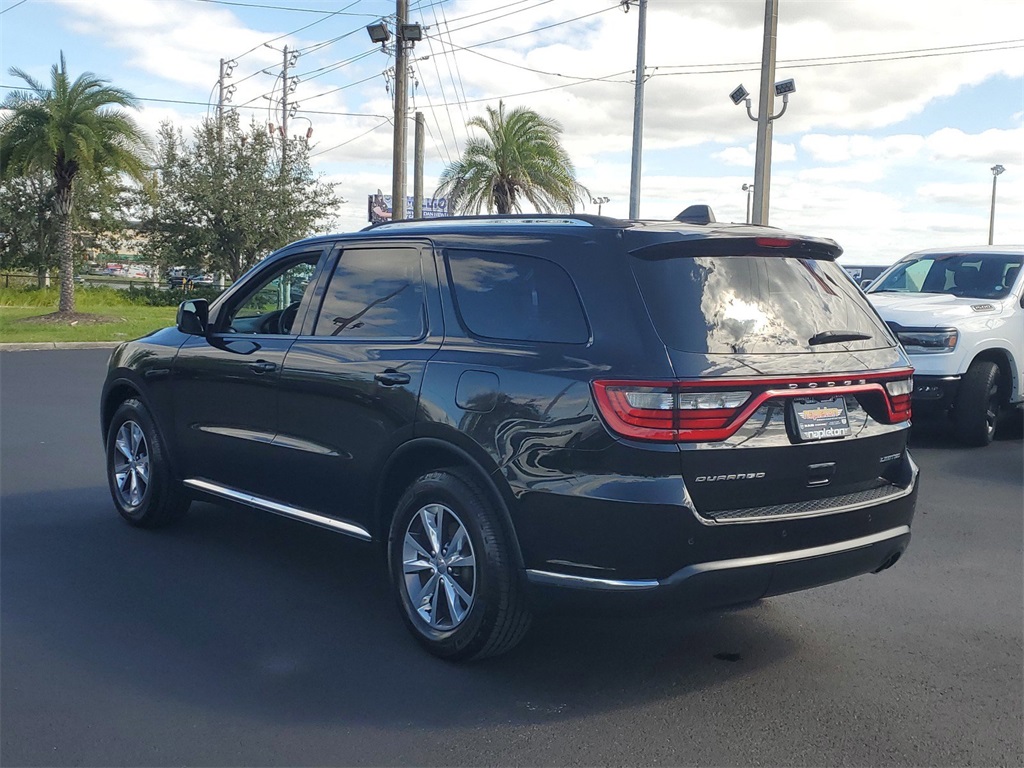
left=113, top=420, right=150, bottom=508
left=402, top=503, right=477, bottom=630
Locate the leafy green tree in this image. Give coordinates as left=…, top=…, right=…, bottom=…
left=141, top=114, right=342, bottom=280
left=0, top=54, right=151, bottom=313
left=434, top=101, right=588, bottom=215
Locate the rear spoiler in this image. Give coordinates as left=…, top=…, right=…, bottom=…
left=629, top=234, right=843, bottom=261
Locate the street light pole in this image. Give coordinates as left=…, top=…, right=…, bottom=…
left=989, top=164, right=1005, bottom=245
left=742, top=183, right=754, bottom=224
left=627, top=0, right=647, bottom=219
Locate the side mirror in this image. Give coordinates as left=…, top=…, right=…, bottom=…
left=176, top=298, right=210, bottom=336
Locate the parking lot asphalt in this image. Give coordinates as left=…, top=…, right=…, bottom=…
left=1, top=349, right=1021, bottom=766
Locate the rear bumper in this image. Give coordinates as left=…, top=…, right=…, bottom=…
left=526, top=525, right=910, bottom=606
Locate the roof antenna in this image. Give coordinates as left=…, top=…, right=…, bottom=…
left=675, top=205, right=716, bottom=225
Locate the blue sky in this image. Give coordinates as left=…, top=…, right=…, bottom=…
left=2, top=0, right=1022, bottom=264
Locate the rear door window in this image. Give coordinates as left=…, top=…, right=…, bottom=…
left=630, top=252, right=893, bottom=354
left=314, top=246, right=425, bottom=340
left=446, top=249, right=590, bottom=343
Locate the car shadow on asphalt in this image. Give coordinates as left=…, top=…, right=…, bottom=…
left=2, top=487, right=799, bottom=728
left=908, top=408, right=1023, bottom=449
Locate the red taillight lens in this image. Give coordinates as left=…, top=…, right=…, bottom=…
left=754, top=237, right=795, bottom=248
left=592, top=382, right=677, bottom=441
left=593, top=370, right=914, bottom=442
left=592, top=381, right=751, bottom=442
left=885, top=376, right=913, bottom=422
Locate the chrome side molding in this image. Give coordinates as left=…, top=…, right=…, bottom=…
left=183, top=478, right=372, bottom=542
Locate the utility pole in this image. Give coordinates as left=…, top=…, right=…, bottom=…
left=217, top=58, right=226, bottom=144
left=752, top=0, right=778, bottom=225
left=392, top=0, right=410, bottom=220
left=414, top=111, right=425, bottom=219
left=627, top=0, right=647, bottom=220
left=281, top=45, right=291, bottom=175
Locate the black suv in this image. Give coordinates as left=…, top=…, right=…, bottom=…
left=101, top=211, right=919, bottom=660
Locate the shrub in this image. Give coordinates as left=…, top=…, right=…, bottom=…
left=0, top=283, right=226, bottom=309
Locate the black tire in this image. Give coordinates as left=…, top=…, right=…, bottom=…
left=105, top=398, right=189, bottom=527
left=953, top=360, right=1002, bottom=447
left=387, top=469, right=531, bottom=661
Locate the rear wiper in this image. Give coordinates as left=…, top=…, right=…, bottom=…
left=809, top=330, right=873, bottom=345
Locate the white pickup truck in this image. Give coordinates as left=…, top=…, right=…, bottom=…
left=866, top=245, right=1023, bottom=446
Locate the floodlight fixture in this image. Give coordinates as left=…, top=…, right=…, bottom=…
left=366, top=21, right=391, bottom=45
left=992, top=164, right=1005, bottom=176
left=729, top=84, right=749, bottom=106
left=400, top=23, right=423, bottom=42
left=774, top=78, right=796, bottom=97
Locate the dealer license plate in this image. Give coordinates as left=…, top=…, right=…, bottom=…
left=791, top=396, right=851, bottom=442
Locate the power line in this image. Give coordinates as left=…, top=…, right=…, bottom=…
left=653, top=38, right=1024, bottom=71
left=412, top=60, right=453, bottom=165
left=310, top=117, right=393, bottom=157
left=195, top=0, right=377, bottom=16
left=427, top=69, right=635, bottom=110
left=423, top=36, right=463, bottom=158
left=648, top=42, right=1024, bottom=79
left=436, top=2, right=471, bottom=127
left=0, top=83, right=390, bottom=119
left=294, top=48, right=378, bottom=82
left=0, top=0, right=30, bottom=15
left=426, top=33, right=610, bottom=81
left=437, top=3, right=621, bottom=46
left=225, top=0, right=363, bottom=61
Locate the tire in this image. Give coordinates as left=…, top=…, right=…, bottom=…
left=953, top=360, right=1002, bottom=447
left=105, top=398, right=189, bottom=527
left=387, top=469, right=532, bottom=661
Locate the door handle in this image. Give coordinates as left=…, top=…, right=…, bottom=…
left=249, top=360, right=277, bottom=374
left=374, top=370, right=411, bottom=386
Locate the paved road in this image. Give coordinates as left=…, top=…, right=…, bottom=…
left=2, top=349, right=1021, bottom=766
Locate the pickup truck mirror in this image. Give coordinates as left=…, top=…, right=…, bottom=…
left=176, top=298, right=210, bottom=336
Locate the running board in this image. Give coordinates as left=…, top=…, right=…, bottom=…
left=183, top=478, right=373, bottom=542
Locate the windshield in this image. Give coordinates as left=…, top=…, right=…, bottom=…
left=870, top=252, right=1022, bottom=299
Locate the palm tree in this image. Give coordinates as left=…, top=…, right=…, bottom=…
left=0, top=54, right=150, bottom=314
left=435, top=101, right=588, bottom=215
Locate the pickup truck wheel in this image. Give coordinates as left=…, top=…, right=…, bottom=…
left=106, top=398, right=189, bottom=527
left=953, top=361, right=1002, bottom=446
left=388, top=470, right=531, bottom=660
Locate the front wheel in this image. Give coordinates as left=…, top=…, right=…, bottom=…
left=388, top=470, right=531, bottom=660
left=106, top=398, right=189, bottom=527
left=953, top=360, right=1002, bottom=446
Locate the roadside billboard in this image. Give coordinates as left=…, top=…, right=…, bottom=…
left=368, top=191, right=449, bottom=222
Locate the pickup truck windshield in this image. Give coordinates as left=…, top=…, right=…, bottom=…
left=870, top=252, right=1022, bottom=300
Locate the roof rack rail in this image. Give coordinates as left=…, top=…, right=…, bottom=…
left=364, top=213, right=623, bottom=231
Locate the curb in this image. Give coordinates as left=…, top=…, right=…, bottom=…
left=0, top=342, right=121, bottom=351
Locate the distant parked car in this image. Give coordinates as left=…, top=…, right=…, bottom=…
left=867, top=245, right=1024, bottom=445
left=169, top=272, right=215, bottom=289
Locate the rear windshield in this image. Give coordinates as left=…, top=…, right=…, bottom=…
left=869, top=251, right=1022, bottom=299
left=630, top=253, right=893, bottom=354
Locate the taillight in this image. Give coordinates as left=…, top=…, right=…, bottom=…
left=755, top=237, right=795, bottom=248
left=885, top=376, right=913, bottom=422
left=593, top=370, right=914, bottom=442
left=592, top=381, right=751, bottom=442
left=592, top=382, right=678, bottom=441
